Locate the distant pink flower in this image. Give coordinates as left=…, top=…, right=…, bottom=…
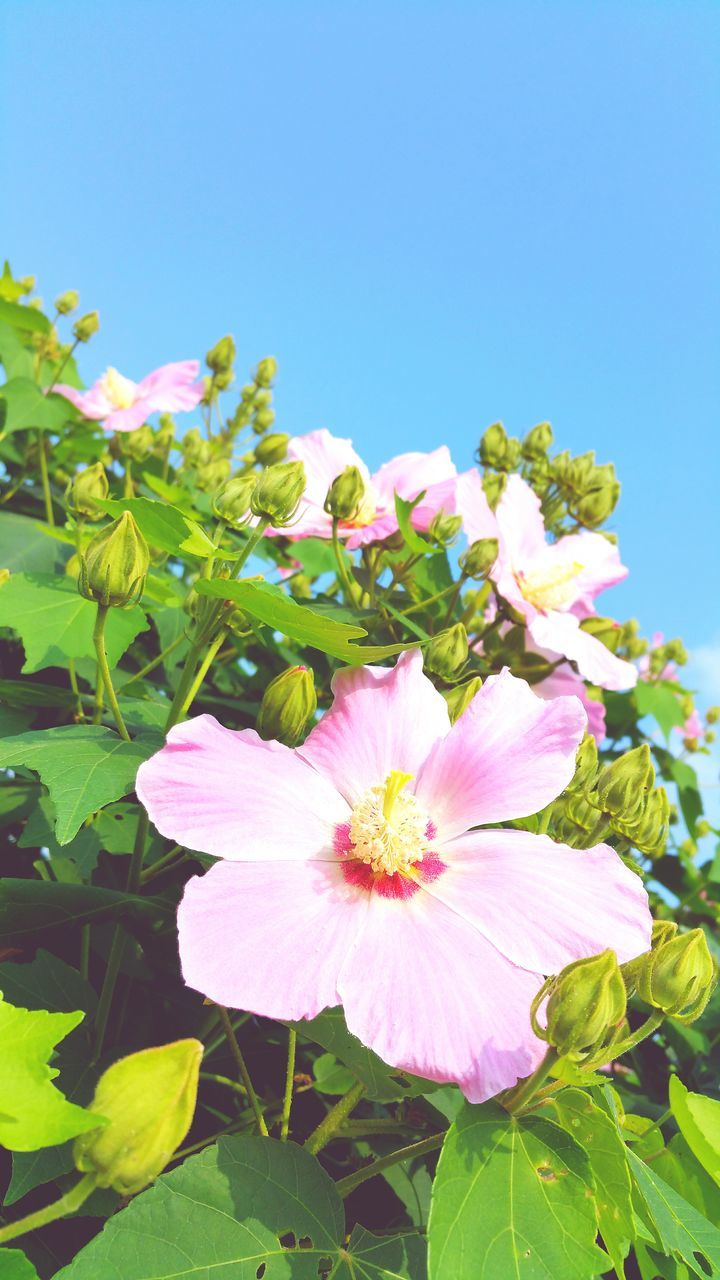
left=461, top=472, right=637, bottom=691
left=268, top=428, right=461, bottom=549
left=533, top=664, right=606, bottom=744
left=676, top=709, right=703, bottom=740
left=639, top=632, right=677, bottom=683
left=137, top=652, right=650, bottom=1102
left=56, top=361, right=204, bottom=433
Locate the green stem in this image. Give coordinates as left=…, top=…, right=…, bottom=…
left=80, top=924, right=90, bottom=982
left=92, top=810, right=149, bottom=1061
left=199, top=1071, right=248, bottom=1100
left=180, top=630, right=226, bottom=717
left=502, top=1048, right=559, bottom=1115
left=584, top=1012, right=664, bottom=1069
left=92, top=665, right=104, bottom=724
left=442, top=574, right=466, bottom=626
left=37, top=431, right=55, bottom=525
left=397, top=582, right=459, bottom=618
left=202, top=1011, right=251, bottom=1060
left=47, top=338, right=79, bottom=392
left=93, top=604, right=130, bottom=742
left=280, top=1028, right=297, bottom=1141
left=335, top=1133, right=445, bottom=1199
left=331, top=518, right=358, bottom=603
left=304, top=1081, right=366, bottom=1155
left=217, top=1005, right=268, bottom=1137
left=68, top=658, right=84, bottom=720
left=123, top=458, right=134, bottom=497
left=139, top=844, right=184, bottom=886
left=0, top=1174, right=96, bottom=1245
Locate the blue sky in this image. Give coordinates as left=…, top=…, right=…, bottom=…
left=2, top=1, right=719, bottom=684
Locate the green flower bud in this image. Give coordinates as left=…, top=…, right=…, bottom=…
left=559, top=451, right=598, bottom=496
left=596, top=744, right=654, bottom=820
left=253, top=407, right=276, bottom=434
left=428, top=510, right=463, bottom=548
left=241, top=382, right=257, bottom=403
left=459, top=537, right=499, bottom=580
left=537, top=950, right=627, bottom=1061
left=579, top=615, right=622, bottom=653
left=621, top=920, right=677, bottom=994
left=20, top=275, right=36, bottom=294
left=79, top=511, right=149, bottom=608
left=119, top=423, right=154, bottom=462
left=73, top=1039, right=202, bottom=1195
left=424, top=624, right=468, bottom=680
left=482, top=471, right=506, bottom=509
left=705, top=705, right=720, bottom=725
left=156, top=413, right=175, bottom=447
left=196, top=457, right=232, bottom=492
left=521, top=421, right=554, bottom=460
left=66, top=462, right=109, bottom=521
left=254, top=356, right=278, bottom=388
left=324, top=465, right=366, bottom=522
left=257, top=665, right=317, bottom=746
left=478, top=422, right=509, bottom=469
left=615, top=786, right=669, bottom=858
left=206, top=334, right=236, bottom=374
left=443, top=676, right=482, bottom=724
left=251, top=461, right=306, bottom=526
left=72, top=310, right=100, bottom=343
left=182, top=427, right=211, bottom=468
left=636, top=929, right=717, bottom=1023
left=666, top=638, right=688, bottom=665
left=224, top=605, right=253, bottom=636
left=571, top=483, right=621, bottom=529
left=255, top=433, right=290, bottom=466
left=55, top=289, right=80, bottom=316
left=211, top=368, right=235, bottom=393
left=568, top=734, right=599, bottom=794
left=212, top=474, right=258, bottom=527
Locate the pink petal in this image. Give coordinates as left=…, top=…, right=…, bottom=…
left=136, top=714, right=349, bottom=860
left=529, top=612, right=638, bottom=691
left=273, top=429, right=372, bottom=541
left=344, top=512, right=399, bottom=549
left=415, top=667, right=587, bottom=839
left=178, top=859, right=364, bottom=1019
left=54, top=384, right=94, bottom=415
left=454, top=469, right=500, bottom=545
left=300, top=650, right=450, bottom=805
left=338, top=888, right=545, bottom=1102
left=55, top=382, right=113, bottom=420
left=137, top=360, right=205, bottom=412
left=372, top=445, right=457, bottom=505
left=423, top=829, right=652, bottom=973
left=495, top=473, right=548, bottom=565
left=104, top=401, right=151, bottom=433
left=541, top=530, right=629, bottom=616
left=409, top=475, right=459, bottom=531
left=533, top=664, right=607, bottom=743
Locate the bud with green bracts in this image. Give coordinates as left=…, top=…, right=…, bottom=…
left=255, top=433, right=290, bottom=466
left=595, top=744, right=654, bottom=820
left=324, top=465, right=366, bottom=522
left=212, top=474, right=257, bottom=527
left=196, top=457, right=232, bottom=492
left=477, top=422, right=520, bottom=471
left=156, top=413, right=175, bottom=448
left=182, top=427, right=211, bottom=468
left=635, top=928, right=717, bottom=1023
left=73, top=1039, right=202, bottom=1195
left=78, top=511, right=149, bottom=608
left=257, top=665, right=317, bottom=747
left=615, top=786, right=669, bottom=858
left=571, top=482, right=621, bottom=529
left=254, top=356, right=278, bottom=387
left=568, top=734, right=599, bottom=794
left=580, top=615, right=623, bottom=653
left=119, top=423, right=154, bottom=462
left=459, top=537, right=499, bottom=580
left=251, top=460, right=306, bottom=526
left=55, top=289, right=79, bottom=315
left=206, top=334, right=236, bottom=374
left=253, top=407, right=276, bottom=434
left=443, top=676, right=482, bottom=724
left=66, top=463, right=109, bottom=521
left=482, top=471, right=506, bottom=508
left=424, top=624, right=468, bottom=680
left=533, top=950, right=627, bottom=1062
left=621, top=920, right=678, bottom=994
left=72, top=310, right=100, bottom=342
left=428, top=510, right=463, bottom=547
left=521, top=421, right=553, bottom=460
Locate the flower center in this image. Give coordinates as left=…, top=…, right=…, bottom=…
left=99, top=367, right=137, bottom=410
left=517, top=560, right=583, bottom=612
left=348, top=770, right=429, bottom=876
left=341, top=482, right=381, bottom=529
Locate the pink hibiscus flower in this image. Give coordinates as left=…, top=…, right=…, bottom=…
left=461, top=472, right=637, bottom=691
left=56, top=361, right=204, bottom=433
left=267, top=428, right=461, bottom=549
left=676, top=709, right=703, bottom=740
left=136, top=652, right=650, bottom=1102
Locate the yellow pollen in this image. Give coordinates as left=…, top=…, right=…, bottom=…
left=342, top=484, right=380, bottom=529
left=517, top=560, right=583, bottom=612
left=349, top=771, right=428, bottom=877
left=99, top=367, right=137, bottom=410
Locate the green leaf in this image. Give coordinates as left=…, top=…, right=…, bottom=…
left=0, top=1250, right=41, bottom=1280
left=0, top=513, right=68, bottom=573
left=98, top=497, right=216, bottom=558
left=18, top=795, right=102, bottom=883
left=54, top=1133, right=425, bottom=1279
left=394, top=491, right=440, bottom=555
left=0, top=677, right=75, bottom=708
left=0, top=377, right=70, bottom=435
left=296, top=1006, right=431, bottom=1101
left=627, top=1146, right=720, bottom=1278
left=0, top=949, right=97, bottom=1016
left=0, top=318, right=34, bottom=379
left=551, top=1087, right=634, bottom=1279
left=292, top=536, right=346, bottom=577
left=669, top=1076, right=720, bottom=1189
left=0, top=879, right=170, bottom=947
left=652, top=1134, right=720, bottom=1226
left=312, top=1052, right=357, bottom=1096
left=0, top=298, right=50, bottom=333
left=670, top=758, right=703, bottom=838
left=0, top=573, right=148, bottom=673
left=428, top=1101, right=608, bottom=1280
left=0, top=725, right=156, bottom=843
left=635, top=681, right=686, bottom=739
left=197, top=577, right=414, bottom=664
left=0, top=995, right=101, bottom=1151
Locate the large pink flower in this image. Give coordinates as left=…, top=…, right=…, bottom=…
left=268, top=428, right=461, bottom=549
left=56, top=361, right=204, bottom=433
left=462, top=472, right=637, bottom=692
left=137, top=652, right=650, bottom=1103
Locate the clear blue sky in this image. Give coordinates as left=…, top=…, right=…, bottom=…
left=2, top=2, right=719, bottom=676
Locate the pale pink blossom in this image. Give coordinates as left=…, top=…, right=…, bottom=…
left=533, top=664, right=606, bottom=744
left=268, top=428, right=462, bottom=549
left=676, top=709, right=703, bottom=740
left=137, top=652, right=650, bottom=1103
left=56, top=361, right=204, bottom=433
left=460, top=472, right=637, bottom=692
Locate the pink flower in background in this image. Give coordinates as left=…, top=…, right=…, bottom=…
left=56, top=361, right=204, bottom=433
left=639, top=632, right=678, bottom=683
left=460, top=472, right=637, bottom=691
left=267, top=428, right=461, bottom=549
left=137, top=652, right=650, bottom=1103
left=676, top=709, right=703, bottom=740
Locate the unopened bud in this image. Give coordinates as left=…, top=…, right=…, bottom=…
left=73, top=1039, right=202, bottom=1195
left=255, top=356, right=278, bottom=388
left=705, top=705, right=720, bottom=725
left=156, top=413, right=175, bottom=448
left=572, top=483, right=620, bottom=529
left=79, top=511, right=149, bottom=608
left=253, top=408, right=276, bottom=434
left=477, top=422, right=520, bottom=471
left=182, top=428, right=211, bottom=468
left=251, top=461, right=306, bottom=526
left=568, top=734, right=599, bottom=793
left=324, top=466, right=366, bottom=522
left=535, top=950, right=627, bottom=1061
left=443, top=676, right=482, bottom=724
left=482, top=472, right=506, bottom=509
left=424, top=624, right=468, bottom=680
left=119, top=423, right=154, bottom=462
left=580, top=616, right=623, bottom=654
left=522, top=422, right=553, bottom=460
left=257, top=665, right=317, bottom=746
left=428, top=511, right=463, bottom=548
left=73, top=311, right=100, bottom=343
left=206, top=334, right=236, bottom=374
left=212, top=474, right=257, bottom=527
left=616, top=786, right=669, bottom=858
left=66, top=463, right=109, bottom=521
left=459, top=537, right=499, bottom=580
left=224, top=605, right=253, bottom=635
left=636, top=929, right=717, bottom=1023
left=255, top=433, right=290, bottom=466
left=55, top=289, right=80, bottom=316
left=596, top=744, right=654, bottom=820
left=212, top=368, right=234, bottom=392
left=196, top=457, right=232, bottom=492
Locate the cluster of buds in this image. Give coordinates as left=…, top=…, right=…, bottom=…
left=257, top=665, right=317, bottom=746
left=622, top=921, right=716, bottom=1024
left=531, top=949, right=627, bottom=1062
left=204, top=334, right=236, bottom=397
left=477, top=422, right=522, bottom=473
left=552, top=450, right=620, bottom=529
left=78, top=511, right=149, bottom=608
left=552, top=738, right=669, bottom=858
left=227, top=357, right=278, bottom=438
